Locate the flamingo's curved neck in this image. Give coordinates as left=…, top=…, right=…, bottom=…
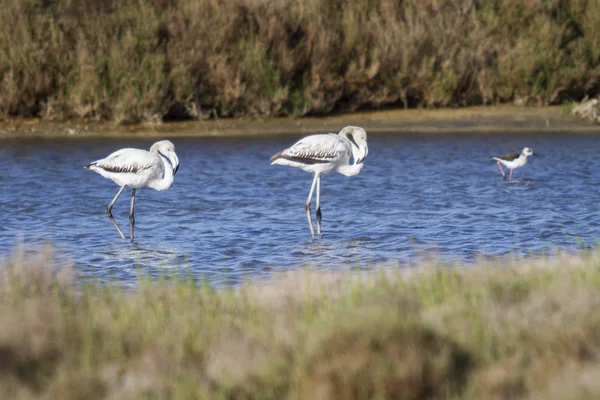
left=149, top=152, right=175, bottom=191
left=337, top=162, right=363, bottom=177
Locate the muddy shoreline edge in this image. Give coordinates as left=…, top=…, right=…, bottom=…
left=2, top=105, right=599, bottom=139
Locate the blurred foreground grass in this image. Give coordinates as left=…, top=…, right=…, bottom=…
left=2, top=245, right=600, bottom=399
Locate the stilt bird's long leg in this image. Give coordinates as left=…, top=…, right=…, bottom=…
left=497, top=161, right=505, bottom=176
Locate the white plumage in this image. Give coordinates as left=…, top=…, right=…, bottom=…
left=270, top=126, right=369, bottom=238
left=85, top=140, right=180, bottom=241
left=491, top=147, right=534, bottom=181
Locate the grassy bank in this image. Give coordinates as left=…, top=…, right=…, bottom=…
left=1, top=0, right=599, bottom=124
left=3, top=246, right=600, bottom=399
left=5, top=105, right=600, bottom=140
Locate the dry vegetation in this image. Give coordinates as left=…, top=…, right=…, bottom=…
left=0, top=0, right=599, bottom=124
left=572, top=96, right=600, bottom=123
left=2, top=245, right=600, bottom=399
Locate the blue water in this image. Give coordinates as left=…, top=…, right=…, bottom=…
left=2, top=131, right=600, bottom=286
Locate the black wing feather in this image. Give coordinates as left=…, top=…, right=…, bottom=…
left=494, top=151, right=520, bottom=161
left=87, top=162, right=151, bottom=173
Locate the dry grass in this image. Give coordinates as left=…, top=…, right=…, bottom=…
left=572, top=96, right=600, bottom=123
left=0, top=0, right=599, bottom=124
left=3, top=245, right=600, bottom=399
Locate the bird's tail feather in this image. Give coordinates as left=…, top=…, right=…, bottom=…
left=270, top=151, right=283, bottom=164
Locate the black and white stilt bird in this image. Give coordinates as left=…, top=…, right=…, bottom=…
left=491, top=147, right=534, bottom=181
left=85, top=140, right=179, bottom=241
left=270, top=126, right=369, bottom=238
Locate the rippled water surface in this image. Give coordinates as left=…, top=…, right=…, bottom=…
left=2, top=131, right=600, bottom=286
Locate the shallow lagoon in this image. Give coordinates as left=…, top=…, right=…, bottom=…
left=2, top=130, right=600, bottom=286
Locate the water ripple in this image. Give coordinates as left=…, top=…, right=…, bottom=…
left=2, top=132, right=600, bottom=285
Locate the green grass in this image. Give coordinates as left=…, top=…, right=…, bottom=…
left=3, top=245, right=600, bottom=398
left=0, top=0, right=599, bottom=124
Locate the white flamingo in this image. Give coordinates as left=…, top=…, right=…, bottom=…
left=270, top=126, right=369, bottom=238
left=85, top=140, right=180, bottom=241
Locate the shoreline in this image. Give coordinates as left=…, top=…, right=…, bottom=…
left=1, top=105, right=599, bottom=139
